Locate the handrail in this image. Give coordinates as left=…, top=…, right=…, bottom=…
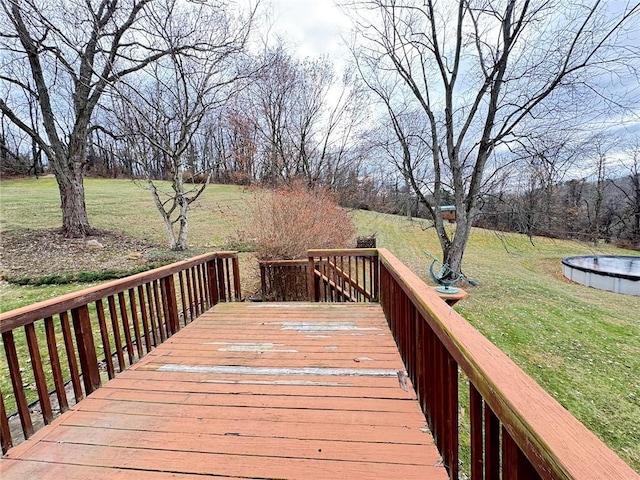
left=377, top=248, right=637, bottom=479
left=0, top=251, right=238, bottom=333
left=308, top=249, right=378, bottom=302
left=0, top=251, right=241, bottom=454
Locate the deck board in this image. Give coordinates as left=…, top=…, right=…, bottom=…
left=1, top=302, right=448, bottom=479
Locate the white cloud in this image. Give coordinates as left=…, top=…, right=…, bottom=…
left=261, top=0, right=352, bottom=62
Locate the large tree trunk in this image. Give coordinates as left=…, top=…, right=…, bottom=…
left=438, top=208, right=473, bottom=279
left=57, top=171, right=90, bottom=237
left=52, top=143, right=91, bottom=237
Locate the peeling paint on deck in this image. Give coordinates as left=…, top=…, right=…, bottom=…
left=274, top=322, right=382, bottom=332
left=203, top=342, right=298, bottom=353
left=157, top=364, right=406, bottom=377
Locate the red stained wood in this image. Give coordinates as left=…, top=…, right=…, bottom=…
left=117, top=292, right=134, bottom=365
left=0, top=460, right=241, bottom=480
left=101, top=376, right=416, bottom=400
left=59, top=311, right=83, bottom=403
left=24, top=323, right=53, bottom=424
left=128, top=288, right=144, bottom=358
left=44, top=316, right=69, bottom=413
left=89, top=386, right=421, bottom=413
left=16, top=441, right=444, bottom=480
left=162, top=275, right=180, bottom=335
left=71, top=305, right=101, bottom=394
left=2, top=331, right=33, bottom=439
left=107, top=295, right=125, bottom=372
left=0, top=388, right=12, bottom=453
left=95, top=300, right=115, bottom=379
left=378, top=248, right=640, bottom=480
left=1, top=303, right=446, bottom=479
left=0, top=252, right=238, bottom=332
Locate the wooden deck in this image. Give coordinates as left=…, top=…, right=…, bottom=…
left=1, top=302, right=447, bottom=479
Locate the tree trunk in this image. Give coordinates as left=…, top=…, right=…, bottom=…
left=173, top=204, right=189, bottom=251
left=54, top=152, right=91, bottom=237
left=440, top=209, right=473, bottom=278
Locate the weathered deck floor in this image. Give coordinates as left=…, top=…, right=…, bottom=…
left=1, top=302, right=447, bottom=479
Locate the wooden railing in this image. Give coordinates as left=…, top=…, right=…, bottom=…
left=307, top=249, right=378, bottom=302
left=0, top=252, right=240, bottom=454
left=259, top=260, right=309, bottom=301
left=377, top=248, right=637, bottom=479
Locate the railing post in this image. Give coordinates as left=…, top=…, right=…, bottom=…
left=71, top=305, right=101, bottom=395
left=207, top=259, right=220, bottom=306
left=260, top=262, right=267, bottom=300
left=216, top=258, right=227, bottom=301
left=372, top=255, right=379, bottom=301
left=307, top=254, right=317, bottom=301
left=161, top=275, right=180, bottom=335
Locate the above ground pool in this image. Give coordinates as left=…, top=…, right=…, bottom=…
left=562, top=255, right=640, bottom=296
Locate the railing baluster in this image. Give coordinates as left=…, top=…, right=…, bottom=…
left=196, top=264, right=205, bottom=311
left=0, top=388, right=12, bottom=453
left=137, top=285, right=152, bottom=352
left=208, top=259, right=220, bottom=306
left=232, top=256, right=241, bottom=300
left=152, top=280, right=166, bottom=342
left=216, top=258, right=226, bottom=302
left=224, top=258, right=232, bottom=302
left=502, top=426, right=542, bottom=480
left=470, top=384, right=484, bottom=480
left=128, top=289, right=144, bottom=358
left=445, top=352, right=459, bottom=479
left=178, top=271, right=189, bottom=324
left=145, top=283, right=159, bottom=347
left=107, top=295, right=125, bottom=372
left=190, top=267, right=200, bottom=316
left=185, top=268, right=195, bottom=320
left=44, top=316, right=68, bottom=412
left=161, top=275, right=180, bottom=335
left=95, top=300, right=115, bottom=379
left=2, top=330, right=33, bottom=439
left=60, top=311, right=83, bottom=403
left=71, top=305, right=101, bottom=395
left=118, top=292, right=135, bottom=365
left=24, top=323, right=53, bottom=425
left=485, top=403, right=500, bottom=480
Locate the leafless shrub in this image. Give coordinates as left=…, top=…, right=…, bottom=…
left=247, top=182, right=355, bottom=260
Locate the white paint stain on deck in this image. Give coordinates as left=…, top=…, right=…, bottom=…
left=158, top=364, right=405, bottom=377
left=275, top=322, right=381, bottom=332
left=203, top=342, right=298, bottom=353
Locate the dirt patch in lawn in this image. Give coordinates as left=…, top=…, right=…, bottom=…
left=0, top=228, right=170, bottom=281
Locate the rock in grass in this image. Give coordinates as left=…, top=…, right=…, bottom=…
left=86, top=239, right=104, bottom=249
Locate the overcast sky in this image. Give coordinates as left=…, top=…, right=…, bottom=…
left=260, top=0, right=351, bottom=62
left=252, top=0, right=639, bottom=167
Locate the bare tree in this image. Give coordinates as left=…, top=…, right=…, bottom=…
left=247, top=46, right=368, bottom=187
left=346, top=0, right=640, bottom=275
left=611, top=138, right=640, bottom=248
left=114, top=1, right=258, bottom=251
left=0, top=0, right=217, bottom=236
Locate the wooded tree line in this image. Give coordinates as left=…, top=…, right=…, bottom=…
left=2, top=0, right=639, bottom=263
left=476, top=140, right=640, bottom=249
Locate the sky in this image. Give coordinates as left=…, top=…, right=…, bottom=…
left=253, top=0, right=640, bottom=171
left=259, top=0, right=351, bottom=63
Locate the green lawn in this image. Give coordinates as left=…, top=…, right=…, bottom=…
left=1, top=177, right=639, bottom=471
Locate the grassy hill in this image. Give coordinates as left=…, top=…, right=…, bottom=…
left=1, top=177, right=639, bottom=471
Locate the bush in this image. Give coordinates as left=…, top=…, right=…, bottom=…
left=246, top=183, right=356, bottom=260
